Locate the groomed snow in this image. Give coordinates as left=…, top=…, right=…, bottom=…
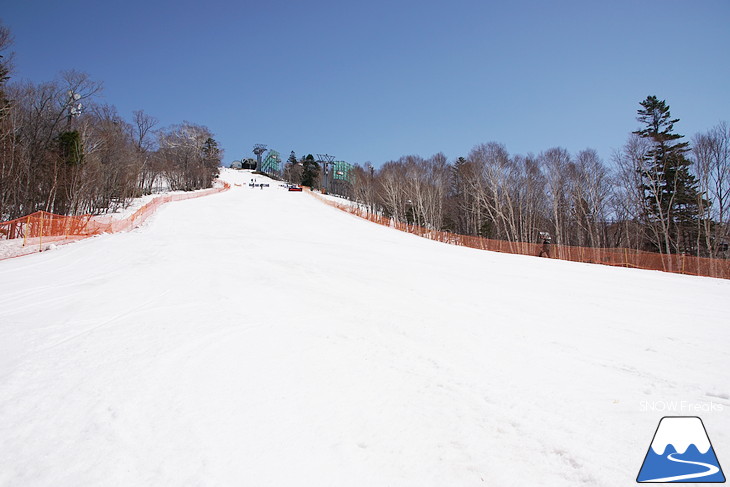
left=1, top=168, right=728, bottom=486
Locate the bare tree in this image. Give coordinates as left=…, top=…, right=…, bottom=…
left=0, top=23, right=15, bottom=220
left=130, top=109, right=158, bottom=152
left=378, top=160, right=409, bottom=223
left=129, top=110, right=159, bottom=194
left=464, top=143, right=522, bottom=244
left=539, top=147, right=572, bottom=254
left=402, top=154, right=449, bottom=230
left=156, top=122, right=221, bottom=191
left=352, top=162, right=376, bottom=216
left=568, top=149, right=611, bottom=248
left=0, top=22, right=220, bottom=222
left=693, top=121, right=730, bottom=257
left=283, top=161, right=303, bottom=185
left=513, top=153, right=548, bottom=245
left=613, top=135, right=652, bottom=250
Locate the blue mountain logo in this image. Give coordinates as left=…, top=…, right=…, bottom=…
left=637, top=416, right=725, bottom=483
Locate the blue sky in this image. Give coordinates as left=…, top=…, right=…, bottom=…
left=3, top=0, right=729, bottom=167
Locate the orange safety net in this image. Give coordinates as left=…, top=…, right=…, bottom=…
left=306, top=189, right=730, bottom=280
left=0, top=181, right=230, bottom=259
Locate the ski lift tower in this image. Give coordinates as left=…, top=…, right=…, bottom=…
left=253, top=144, right=267, bottom=171
left=317, top=154, right=336, bottom=193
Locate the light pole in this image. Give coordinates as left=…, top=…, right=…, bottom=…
left=66, top=91, right=83, bottom=125
left=365, top=162, right=374, bottom=216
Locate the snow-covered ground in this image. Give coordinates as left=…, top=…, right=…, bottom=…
left=1, top=168, right=728, bottom=486
left=0, top=182, right=227, bottom=261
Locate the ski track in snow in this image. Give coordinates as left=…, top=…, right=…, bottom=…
left=0, top=169, right=729, bottom=486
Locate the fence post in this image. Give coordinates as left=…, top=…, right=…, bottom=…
left=39, top=213, right=44, bottom=251
left=23, top=216, right=29, bottom=247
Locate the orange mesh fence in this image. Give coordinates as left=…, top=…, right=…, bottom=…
left=307, top=189, right=730, bottom=280
left=0, top=181, right=230, bottom=259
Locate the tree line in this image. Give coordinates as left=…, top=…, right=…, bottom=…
left=289, top=97, right=728, bottom=259
left=0, top=24, right=222, bottom=221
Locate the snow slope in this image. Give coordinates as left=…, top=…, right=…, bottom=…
left=1, top=168, right=728, bottom=486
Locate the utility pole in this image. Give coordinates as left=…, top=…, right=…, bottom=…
left=365, top=162, right=374, bottom=215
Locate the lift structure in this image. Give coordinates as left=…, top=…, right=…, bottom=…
left=252, top=144, right=267, bottom=171
left=317, top=154, right=336, bottom=193
left=261, top=150, right=281, bottom=176
left=317, top=154, right=353, bottom=196
left=330, top=161, right=354, bottom=197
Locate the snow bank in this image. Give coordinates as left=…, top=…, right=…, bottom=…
left=0, top=179, right=229, bottom=261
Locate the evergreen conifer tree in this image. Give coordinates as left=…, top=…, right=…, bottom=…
left=633, top=95, right=705, bottom=254
left=57, top=131, right=83, bottom=165
left=301, top=154, right=320, bottom=188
